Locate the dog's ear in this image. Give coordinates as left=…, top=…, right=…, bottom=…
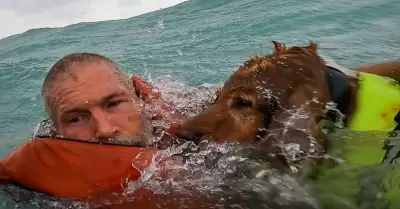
left=258, top=97, right=278, bottom=130
left=272, top=41, right=286, bottom=55
left=263, top=85, right=328, bottom=160
left=305, top=41, right=318, bottom=53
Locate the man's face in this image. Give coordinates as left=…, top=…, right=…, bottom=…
left=50, top=62, right=149, bottom=145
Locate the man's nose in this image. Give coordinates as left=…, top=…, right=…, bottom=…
left=93, top=111, right=119, bottom=139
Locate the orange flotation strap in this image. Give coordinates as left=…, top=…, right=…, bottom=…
left=131, top=75, right=162, bottom=103
left=131, top=76, right=182, bottom=122
left=130, top=75, right=183, bottom=136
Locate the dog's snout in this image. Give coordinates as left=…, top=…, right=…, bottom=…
left=175, top=128, right=204, bottom=144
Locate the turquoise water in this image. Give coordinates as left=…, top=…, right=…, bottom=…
left=0, top=0, right=399, bottom=207
left=0, top=0, right=399, bottom=157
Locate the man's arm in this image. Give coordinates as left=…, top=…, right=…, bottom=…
left=356, top=61, right=400, bottom=81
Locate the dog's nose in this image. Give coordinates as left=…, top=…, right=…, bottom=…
left=175, top=128, right=204, bottom=144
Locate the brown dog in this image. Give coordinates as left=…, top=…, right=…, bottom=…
left=176, top=41, right=400, bottom=164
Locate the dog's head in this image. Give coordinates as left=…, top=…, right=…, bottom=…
left=177, top=41, right=331, bottom=162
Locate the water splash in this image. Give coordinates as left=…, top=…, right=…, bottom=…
left=124, top=141, right=322, bottom=209
left=0, top=184, right=88, bottom=209
left=146, top=19, right=165, bottom=33
left=151, top=75, right=220, bottom=117
left=26, top=76, right=342, bottom=209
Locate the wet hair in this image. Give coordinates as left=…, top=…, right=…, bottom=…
left=41, top=53, right=133, bottom=126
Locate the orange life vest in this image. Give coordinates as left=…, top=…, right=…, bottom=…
left=0, top=138, right=218, bottom=209
left=0, top=138, right=157, bottom=198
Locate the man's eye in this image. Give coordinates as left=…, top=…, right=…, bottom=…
left=106, top=100, right=122, bottom=109
left=69, top=115, right=86, bottom=124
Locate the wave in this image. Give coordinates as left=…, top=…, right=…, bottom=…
left=0, top=0, right=189, bottom=40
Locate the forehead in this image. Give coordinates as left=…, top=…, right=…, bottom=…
left=221, top=66, right=289, bottom=99
left=64, top=62, right=120, bottom=83
left=51, top=62, right=130, bottom=109
left=223, top=68, right=268, bottom=89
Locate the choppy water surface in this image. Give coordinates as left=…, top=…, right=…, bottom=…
left=1, top=0, right=399, bottom=208
left=1, top=78, right=394, bottom=209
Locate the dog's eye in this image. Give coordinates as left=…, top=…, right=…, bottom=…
left=232, top=98, right=253, bottom=108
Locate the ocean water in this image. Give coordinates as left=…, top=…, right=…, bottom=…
left=0, top=0, right=399, bottom=208
left=0, top=0, right=399, bottom=157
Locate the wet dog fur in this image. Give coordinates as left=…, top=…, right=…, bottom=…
left=176, top=41, right=400, bottom=166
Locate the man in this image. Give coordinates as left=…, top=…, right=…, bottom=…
left=41, top=53, right=149, bottom=143
left=39, top=52, right=184, bottom=144
left=0, top=53, right=189, bottom=207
